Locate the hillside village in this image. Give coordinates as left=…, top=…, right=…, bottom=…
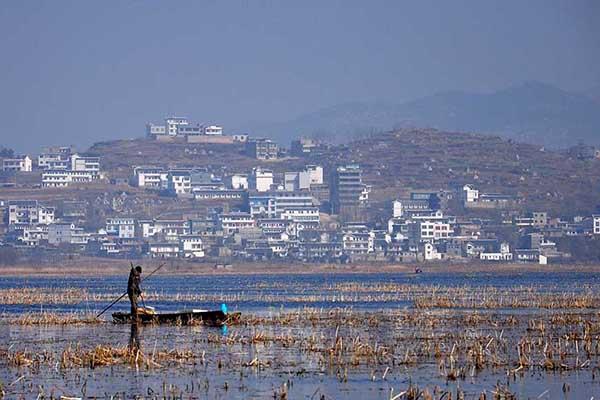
left=1, top=116, right=600, bottom=267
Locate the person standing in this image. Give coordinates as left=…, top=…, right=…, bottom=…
left=127, top=265, right=142, bottom=321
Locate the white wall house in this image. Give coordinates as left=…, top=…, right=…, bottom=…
left=70, top=154, right=100, bottom=173
left=218, top=213, right=256, bottom=235
left=180, top=235, right=205, bottom=258
left=284, top=171, right=311, bottom=191
left=165, top=117, right=189, bottom=136
left=146, top=123, right=166, bottom=138
left=305, top=165, right=324, bottom=185
left=167, top=170, right=192, bottom=195
left=250, top=168, right=273, bottom=192
left=593, top=215, right=600, bottom=235
left=133, top=166, right=168, bottom=188
left=480, top=242, right=513, bottom=261
left=106, top=217, right=136, bottom=238
left=410, top=211, right=454, bottom=242
left=48, top=223, right=89, bottom=246
left=42, top=170, right=96, bottom=187
left=38, top=146, right=73, bottom=169
left=7, top=200, right=55, bottom=226
left=227, top=174, right=248, bottom=190
left=2, top=156, right=32, bottom=172
left=463, top=185, right=479, bottom=203
left=204, top=125, right=223, bottom=135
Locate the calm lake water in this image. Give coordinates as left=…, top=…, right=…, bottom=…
left=1, top=271, right=600, bottom=399
left=1, top=270, right=598, bottom=315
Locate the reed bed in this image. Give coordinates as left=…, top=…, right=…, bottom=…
left=1, top=306, right=598, bottom=398
left=3, top=284, right=600, bottom=310
left=10, top=311, right=102, bottom=325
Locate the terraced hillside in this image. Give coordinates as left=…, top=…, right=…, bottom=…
left=86, top=129, right=600, bottom=216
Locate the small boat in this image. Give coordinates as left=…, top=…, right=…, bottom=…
left=112, top=308, right=236, bottom=327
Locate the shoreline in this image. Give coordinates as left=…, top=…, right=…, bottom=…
left=1, top=258, right=599, bottom=277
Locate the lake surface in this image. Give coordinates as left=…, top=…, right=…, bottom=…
left=1, top=270, right=599, bottom=399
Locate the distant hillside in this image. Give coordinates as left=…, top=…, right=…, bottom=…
left=244, top=82, right=600, bottom=148
left=87, top=128, right=600, bottom=216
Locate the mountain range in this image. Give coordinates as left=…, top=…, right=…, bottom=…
left=241, top=81, right=600, bottom=148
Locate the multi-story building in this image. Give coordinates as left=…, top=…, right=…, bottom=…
left=179, top=235, right=205, bottom=258
left=284, top=171, right=311, bottom=192
left=409, top=211, right=454, bottom=243
left=38, top=146, right=73, bottom=169
left=291, top=137, right=320, bottom=156
left=249, top=168, right=273, bottom=192
left=226, top=174, right=248, bottom=190
left=167, top=170, right=192, bottom=195
left=392, top=199, right=432, bottom=218
left=105, top=217, right=136, bottom=239
left=246, top=138, right=278, bottom=160
left=146, top=123, right=167, bottom=138
left=132, top=166, right=168, bottom=189
left=48, top=223, right=90, bottom=246
left=42, top=170, right=96, bottom=187
left=204, top=125, right=223, bottom=135
left=462, top=185, right=479, bottom=203
left=594, top=215, right=600, bottom=235
left=7, top=200, right=55, bottom=227
left=139, top=219, right=190, bottom=239
left=248, top=191, right=315, bottom=219
left=165, top=117, right=189, bottom=136
left=70, top=154, right=100, bottom=173
left=341, top=223, right=374, bottom=257
left=218, top=212, right=255, bottom=235
left=2, top=155, right=32, bottom=172
left=305, top=165, right=324, bottom=185
left=330, top=164, right=366, bottom=219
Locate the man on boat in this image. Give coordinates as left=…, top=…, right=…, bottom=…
left=127, top=265, right=143, bottom=321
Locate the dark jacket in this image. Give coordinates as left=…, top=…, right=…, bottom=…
left=127, top=268, right=142, bottom=297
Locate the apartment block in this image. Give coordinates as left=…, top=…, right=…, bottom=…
left=2, top=155, right=32, bottom=172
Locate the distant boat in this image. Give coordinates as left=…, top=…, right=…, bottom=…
left=112, top=308, right=238, bottom=327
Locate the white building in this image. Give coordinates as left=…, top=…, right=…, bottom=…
left=204, top=125, right=223, bottom=135
left=218, top=212, right=255, bottom=235
left=248, top=192, right=316, bottom=219
left=233, top=134, right=249, bottom=143
left=2, top=156, right=32, bottom=172
left=180, top=235, right=205, bottom=258
left=48, top=223, right=89, bottom=246
left=146, top=123, right=166, bottom=138
left=106, top=217, right=136, bottom=238
left=463, top=185, right=479, bottom=203
left=423, top=242, right=443, bottom=261
left=480, top=242, right=513, bottom=261
left=70, top=154, right=100, bottom=173
left=139, top=219, right=190, bottom=239
left=410, top=211, right=454, bottom=242
left=38, top=146, right=73, bottom=169
left=165, top=117, right=189, bottom=136
left=227, top=174, right=248, bottom=190
left=42, top=170, right=96, bottom=187
left=249, top=168, right=273, bottom=192
left=147, top=242, right=180, bottom=258
left=284, top=171, right=311, bottom=192
left=342, top=223, right=374, bottom=256
left=7, top=200, right=55, bottom=226
left=305, top=165, right=324, bottom=185
left=593, top=215, right=600, bottom=235
left=280, top=207, right=320, bottom=223
left=132, top=166, right=168, bottom=189
left=167, top=170, right=192, bottom=195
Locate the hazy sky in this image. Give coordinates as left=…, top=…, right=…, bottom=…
left=1, top=0, right=599, bottom=152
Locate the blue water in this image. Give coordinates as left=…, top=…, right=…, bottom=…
left=1, top=270, right=598, bottom=316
